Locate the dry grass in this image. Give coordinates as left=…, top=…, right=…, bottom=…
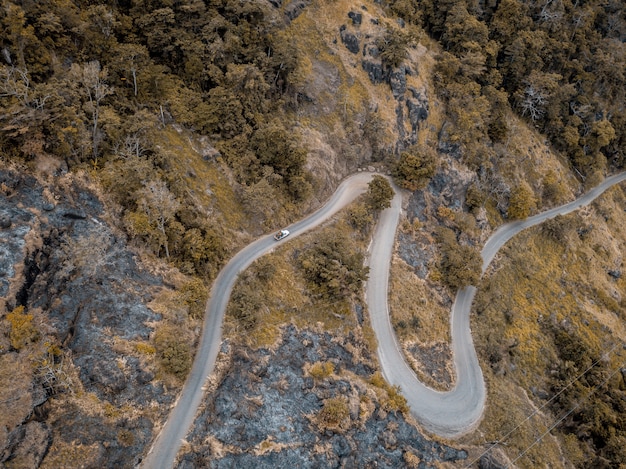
left=154, top=127, right=247, bottom=233
left=469, top=183, right=626, bottom=466
left=388, top=256, right=454, bottom=390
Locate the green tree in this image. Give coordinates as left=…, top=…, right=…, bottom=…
left=507, top=181, right=536, bottom=220
left=70, top=60, right=113, bottom=164
left=393, top=145, right=437, bottom=191
left=347, top=202, right=374, bottom=233
left=154, top=324, right=191, bottom=379
left=436, top=227, right=481, bottom=290
left=377, top=29, right=409, bottom=69
left=299, top=232, right=369, bottom=299
left=366, top=175, right=394, bottom=211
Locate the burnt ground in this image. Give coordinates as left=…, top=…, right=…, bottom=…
left=0, top=169, right=175, bottom=468
left=178, top=325, right=467, bottom=468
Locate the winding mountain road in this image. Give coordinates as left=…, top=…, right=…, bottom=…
left=141, top=171, right=626, bottom=468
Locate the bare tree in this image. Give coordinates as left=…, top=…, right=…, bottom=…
left=71, top=60, right=113, bottom=164
left=519, top=85, right=547, bottom=121
left=137, top=180, right=180, bottom=258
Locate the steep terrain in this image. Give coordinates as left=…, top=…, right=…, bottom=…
left=1, top=0, right=625, bottom=467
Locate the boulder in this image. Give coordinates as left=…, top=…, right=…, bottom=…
left=389, top=66, right=407, bottom=98
left=340, top=27, right=360, bottom=54
left=348, top=11, right=362, bottom=25
left=0, top=215, right=11, bottom=229
left=285, top=0, right=310, bottom=20
left=361, top=60, right=386, bottom=84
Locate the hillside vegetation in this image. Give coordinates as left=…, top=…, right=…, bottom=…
left=0, top=0, right=625, bottom=467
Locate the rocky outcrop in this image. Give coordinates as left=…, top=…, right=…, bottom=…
left=348, top=11, right=362, bottom=26
left=178, top=326, right=467, bottom=468
left=284, top=0, right=311, bottom=21
left=0, top=169, right=173, bottom=468
left=406, top=87, right=429, bottom=133
left=340, top=25, right=360, bottom=54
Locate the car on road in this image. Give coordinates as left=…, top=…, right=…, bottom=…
left=274, top=229, right=290, bottom=241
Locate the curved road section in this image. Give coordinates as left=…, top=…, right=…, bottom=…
left=369, top=171, right=626, bottom=437
left=141, top=172, right=376, bottom=469
left=142, top=171, right=626, bottom=467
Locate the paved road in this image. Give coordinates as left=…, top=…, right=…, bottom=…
left=140, top=172, right=376, bottom=469
left=141, top=171, right=626, bottom=467
left=368, top=171, right=626, bottom=437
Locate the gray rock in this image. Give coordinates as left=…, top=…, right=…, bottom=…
left=331, top=434, right=351, bottom=457
left=42, top=202, right=55, bottom=211
left=89, top=360, right=128, bottom=394
left=406, top=87, right=429, bottom=134
left=363, top=42, right=379, bottom=58
left=389, top=67, right=407, bottom=98
left=361, top=60, right=386, bottom=84
left=340, top=27, right=360, bottom=54
left=479, top=453, right=507, bottom=469
left=348, top=11, right=362, bottom=25
left=180, top=326, right=466, bottom=468
left=0, top=215, right=11, bottom=229
left=285, top=0, right=310, bottom=20
left=397, top=232, right=430, bottom=279
left=1, top=422, right=50, bottom=467
left=62, top=209, right=87, bottom=219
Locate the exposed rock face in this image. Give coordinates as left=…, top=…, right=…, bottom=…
left=406, top=87, right=429, bottom=133
left=0, top=169, right=173, bottom=468
left=361, top=59, right=386, bottom=84
left=348, top=11, right=362, bottom=25
left=389, top=66, right=407, bottom=98
left=340, top=25, right=360, bottom=54
left=178, top=326, right=468, bottom=468
left=397, top=231, right=432, bottom=279
left=284, top=0, right=310, bottom=20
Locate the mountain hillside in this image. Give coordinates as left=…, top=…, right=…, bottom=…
left=0, top=0, right=624, bottom=467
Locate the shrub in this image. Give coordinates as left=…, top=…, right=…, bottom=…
left=179, top=278, right=207, bottom=319
left=154, top=325, right=191, bottom=379
left=318, top=397, right=350, bottom=428
left=6, top=306, right=39, bottom=351
left=309, top=361, right=334, bottom=381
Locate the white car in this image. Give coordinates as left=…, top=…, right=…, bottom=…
left=274, top=229, right=290, bottom=241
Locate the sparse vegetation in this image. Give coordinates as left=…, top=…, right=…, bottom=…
left=473, top=188, right=626, bottom=467
left=6, top=306, right=39, bottom=351
left=308, top=361, right=335, bottom=381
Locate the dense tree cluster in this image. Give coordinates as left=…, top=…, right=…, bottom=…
left=0, top=0, right=309, bottom=274
left=299, top=231, right=369, bottom=300
left=386, top=0, right=625, bottom=175
left=548, top=325, right=626, bottom=467
left=435, top=227, right=481, bottom=290
left=392, top=144, right=437, bottom=191
left=366, top=175, right=395, bottom=212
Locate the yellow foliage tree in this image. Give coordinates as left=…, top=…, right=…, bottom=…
left=6, top=306, right=39, bottom=351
